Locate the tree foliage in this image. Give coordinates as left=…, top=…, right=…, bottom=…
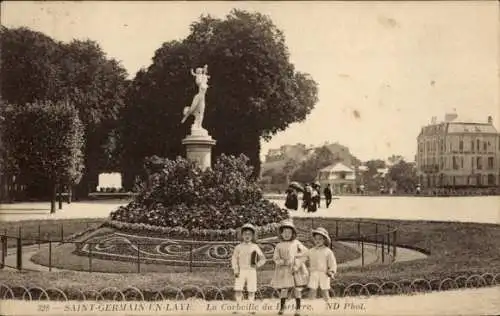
left=291, top=146, right=340, bottom=183
left=120, top=10, right=318, bottom=189
left=388, top=160, right=417, bottom=192
left=0, top=100, right=84, bottom=193
left=0, top=27, right=61, bottom=105
left=1, top=27, right=129, bottom=196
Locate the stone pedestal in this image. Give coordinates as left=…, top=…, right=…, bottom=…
left=182, top=128, right=216, bottom=170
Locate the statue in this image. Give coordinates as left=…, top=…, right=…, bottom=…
left=181, top=64, right=210, bottom=133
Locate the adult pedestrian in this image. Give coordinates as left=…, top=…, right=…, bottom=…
left=313, top=182, right=321, bottom=208
left=302, top=185, right=313, bottom=212
left=308, top=185, right=318, bottom=213
left=285, top=188, right=299, bottom=211
left=323, top=184, right=332, bottom=208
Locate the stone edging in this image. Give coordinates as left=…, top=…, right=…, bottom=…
left=103, top=219, right=281, bottom=240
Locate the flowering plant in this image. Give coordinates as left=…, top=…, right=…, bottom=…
left=109, top=154, right=289, bottom=231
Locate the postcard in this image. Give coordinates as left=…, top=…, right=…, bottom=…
left=0, top=1, right=499, bottom=315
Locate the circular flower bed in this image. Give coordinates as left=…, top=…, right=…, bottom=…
left=109, top=154, right=289, bottom=235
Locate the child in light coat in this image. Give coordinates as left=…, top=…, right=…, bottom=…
left=271, top=220, right=309, bottom=316
left=306, top=227, right=337, bottom=301
left=232, top=223, right=266, bottom=307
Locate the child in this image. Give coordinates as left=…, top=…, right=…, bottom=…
left=272, top=220, right=309, bottom=316
left=231, top=223, right=266, bottom=308
left=306, top=227, right=337, bottom=301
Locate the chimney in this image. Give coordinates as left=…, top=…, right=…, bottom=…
left=487, top=116, right=493, bottom=124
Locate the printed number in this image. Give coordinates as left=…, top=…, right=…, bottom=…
left=38, top=304, right=50, bottom=312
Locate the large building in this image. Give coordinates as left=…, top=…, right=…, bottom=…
left=416, top=113, right=500, bottom=188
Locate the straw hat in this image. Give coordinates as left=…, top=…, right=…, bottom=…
left=312, top=227, right=331, bottom=246
left=241, top=223, right=256, bottom=234
left=278, top=219, right=297, bottom=234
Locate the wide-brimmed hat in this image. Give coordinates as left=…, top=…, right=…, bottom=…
left=312, top=227, right=331, bottom=246
left=241, top=223, right=256, bottom=234
left=278, top=219, right=297, bottom=234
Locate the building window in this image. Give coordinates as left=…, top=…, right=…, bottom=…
left=459, top=139, right=463, bottom=152
left=461, top=157, right=464, bottom=169
left=483, top=141, right=487, bottom=151
left=471, top=140, right=475, bottom=152
left=476, top=157, right=482, bottom=170
left=488, top=157, right=494, bottom=169
left=440, top=157, right=444, bottom=169
left=452, top=156, right=458, bottom=170
left=476, top=139, right=480, bottom=151
left=488, top=174, right=496, bottom=186
left=471, top=156, right=474, bottom=169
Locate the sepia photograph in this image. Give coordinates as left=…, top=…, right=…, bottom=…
left=0, top=1, right=499, bottom=315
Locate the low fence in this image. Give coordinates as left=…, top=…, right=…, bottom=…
left=0, top=219, right=398, bottom=273
left=0, top=272, right=499, bottom=300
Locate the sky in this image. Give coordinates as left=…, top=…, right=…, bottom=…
left=2, top=1, right=499, bottom=162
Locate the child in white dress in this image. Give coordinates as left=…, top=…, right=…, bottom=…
left=271, top=220, right=309, bottom=316
left=232, top=223, right=266, bottom=309
left=306, top=227, right=337, bottom=301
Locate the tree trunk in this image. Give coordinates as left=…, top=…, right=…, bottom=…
left=75, top=169, right=98, bottom=200
left=58, top=184, right=63, bottom=210
left=50, top=183, right=56, bottom=214
left=67, top=185, right=72, bottom=204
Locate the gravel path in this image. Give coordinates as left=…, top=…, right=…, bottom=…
left=1, top=195, right=499, bottom=223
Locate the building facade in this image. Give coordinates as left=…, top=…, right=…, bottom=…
left=317, top=162, right=356, bottom=193
left=416, top=114, right=500, bottom=188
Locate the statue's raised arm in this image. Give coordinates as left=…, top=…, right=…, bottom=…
left=181, top=64, right=210, bottom=134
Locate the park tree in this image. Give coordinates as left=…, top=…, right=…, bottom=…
left=388, top=160, right=417, bottom=192
left=291, top=146, right=340, bottom=183
left=57, top=40, right=129, bottom=197
left=388, top=154, right=404, bottom=166
left=120, top=10, right=318, bottom=189
left=0, top=27, right=61, bottom=105
left=362, top=159, right=387, bottom=191
left=1, top=27, right=129, bottom=198
left=1, top=100, right=84, bottom=212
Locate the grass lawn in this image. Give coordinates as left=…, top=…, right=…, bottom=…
left=1, top=217, right=499, bottom=296
left=0, top=218, right=104, bottom=248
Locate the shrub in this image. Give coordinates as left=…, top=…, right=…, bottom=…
left=109, top=154, right=289, bottom=230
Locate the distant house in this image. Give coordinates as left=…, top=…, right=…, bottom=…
left=317, top=162, right=356, bottom=194
left=416, top=113, right=499, bottom=188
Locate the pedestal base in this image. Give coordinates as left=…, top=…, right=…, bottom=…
left=182, top=129, right=216, bottom=170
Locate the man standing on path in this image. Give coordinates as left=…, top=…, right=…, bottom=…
left=324, top=184, right=332, bottom=208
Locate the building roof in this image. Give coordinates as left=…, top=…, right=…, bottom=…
left=377, top=168, right=389, bottom=175
left=447, top=122, right=497, bottom=134
left=320, top=162, right=354, bottom=173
